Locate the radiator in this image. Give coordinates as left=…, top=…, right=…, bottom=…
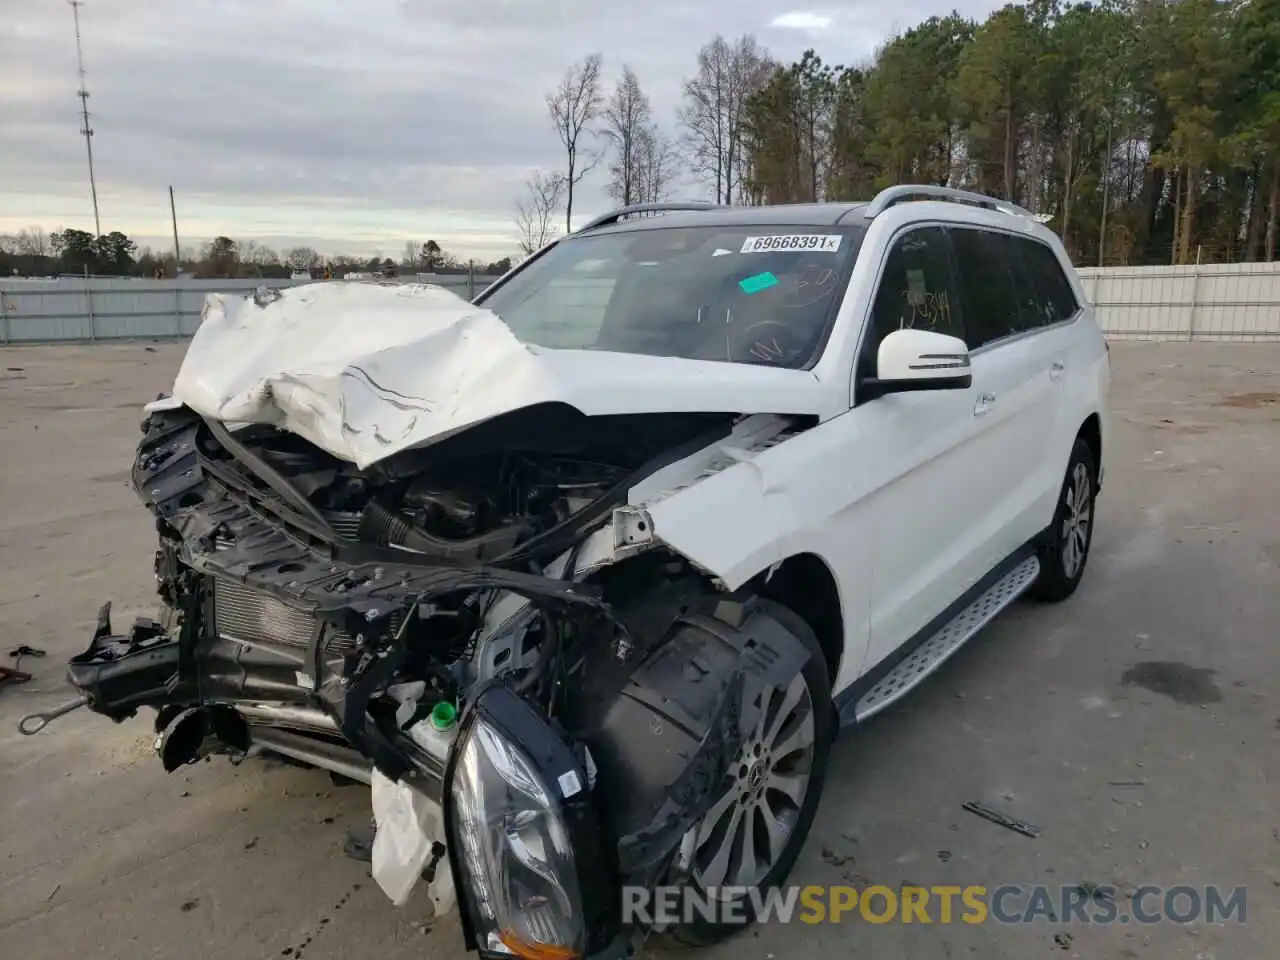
left=213, top=579, right=360, bottom=656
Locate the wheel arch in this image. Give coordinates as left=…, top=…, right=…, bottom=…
left=1077, top=412, right=1102, bottom=487
left=741, top=551, right=845, bottom=689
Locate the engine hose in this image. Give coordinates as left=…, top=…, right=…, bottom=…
left=360, top=500, right=524, bottom=563
left=514, top=611, right=559, bottom=694
left=513, top=540, right=583, bottom=696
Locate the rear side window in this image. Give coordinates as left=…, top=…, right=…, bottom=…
left=948, top=228, right=1020, bottom=349
left=1017, top=237, right=1080, bottom=323
left=1000, top=234, right=1054, bottom=330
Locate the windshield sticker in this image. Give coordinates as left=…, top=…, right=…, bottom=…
left=741, top=234, right=842, bottom=254
left=906, top=268, right=928, bottom=302
left=739, top=271, right=779, bottom=295
left=712, top=248, right=733, bottom=257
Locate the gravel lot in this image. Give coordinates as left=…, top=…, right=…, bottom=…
left=1, top=340, right=1277, bottom=960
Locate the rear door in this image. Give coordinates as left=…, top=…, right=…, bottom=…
left=946, top=226, right=1058, bottom=571
left=1010, top=235, right=1090, bottom=520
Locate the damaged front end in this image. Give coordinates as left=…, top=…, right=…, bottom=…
left=49, top=400, right=810, bottom=958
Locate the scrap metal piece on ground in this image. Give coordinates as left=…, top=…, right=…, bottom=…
left=5, top=644, right=46, bottom=685
left=962, top=800, right=1042, bottom=839
left=0, top=665, right=34, bottom=694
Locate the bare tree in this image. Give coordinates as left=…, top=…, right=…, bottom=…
left=602, top=66, right=654, bottom=206
left=634, top=127, right=677, bottom=203
left=240, top=240, right=279, bottom=266
left=678, top=35, right=771, bottom=203
left=402, top=241, right=420, bottom=269
left=514, top=171, right=566, bottom=256
left=14, top=227, right=48, bottom=257
left=547, top=53, right=604, bottom=232
left=285, top=247, right=318, bottom=271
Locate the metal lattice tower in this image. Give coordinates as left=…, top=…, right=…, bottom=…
left=70, top=0, right=101, bottom=237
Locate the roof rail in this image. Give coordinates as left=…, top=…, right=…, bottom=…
left=864, top=184, right=1036, bottom=220
left=576, top=201, right=722, bottom=233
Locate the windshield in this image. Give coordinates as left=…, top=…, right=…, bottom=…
left=477, top=223, right=867, bottom=369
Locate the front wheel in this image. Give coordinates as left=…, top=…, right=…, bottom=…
left=1030, top=437, right=1097, bottom=602
left=668, top=599, right=833, bottom=947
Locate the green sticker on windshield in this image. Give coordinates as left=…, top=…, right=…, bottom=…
left=739, top=271, right=778, bottom=295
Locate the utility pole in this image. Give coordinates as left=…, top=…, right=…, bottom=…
left=70, top=0, right=101, bottom=238
left=169, top=185, right=181, bottom=276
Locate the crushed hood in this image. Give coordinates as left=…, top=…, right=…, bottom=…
left=169, top=282, right=824, bottom=468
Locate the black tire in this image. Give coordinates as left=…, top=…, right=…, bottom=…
left=668, top=597, right=833, bottom=947
left=1030, top=436, right=1097, bottom=603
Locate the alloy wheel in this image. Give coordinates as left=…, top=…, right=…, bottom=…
left=689, top=671, right=816, bottom=897
left=1061, top=461, right=1092, bottom=579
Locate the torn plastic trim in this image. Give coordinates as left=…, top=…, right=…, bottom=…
left=62, top=492, right=620, bottom=797
left=589, top=594, right=811, bottom=888
left=200, top=507, right=615, bottom=788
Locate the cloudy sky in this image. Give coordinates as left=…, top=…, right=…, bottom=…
left=2, top=0, right=1005, bottom=262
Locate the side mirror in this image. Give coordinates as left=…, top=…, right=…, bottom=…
left=862, top=329, right=972, bottom=400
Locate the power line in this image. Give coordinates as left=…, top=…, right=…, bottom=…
left=69, top=0, right=101, bottom=237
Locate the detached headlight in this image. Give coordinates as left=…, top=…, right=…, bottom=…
left=446, top=683, right=618, bottom=960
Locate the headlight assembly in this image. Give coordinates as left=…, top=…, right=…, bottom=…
left=445, top=683, right=619, bottom=960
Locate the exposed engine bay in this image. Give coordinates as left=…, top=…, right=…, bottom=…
left=50, top=396, right=816, bottom=957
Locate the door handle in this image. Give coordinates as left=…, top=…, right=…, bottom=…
left=974, top=392, right=996, bottom=416
left=1049, top=361, right=1065, bottom=380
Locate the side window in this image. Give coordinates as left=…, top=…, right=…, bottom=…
left=1018, top=237, right=1080, bottom=323
left=948, top=227, right=1021, bottom=349
left=999, top=234, right=1051, bottom=330
left=860, top=226, right=963, bottom=380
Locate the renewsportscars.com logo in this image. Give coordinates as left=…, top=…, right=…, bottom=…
left=622, top=884, right=1248, bottom=927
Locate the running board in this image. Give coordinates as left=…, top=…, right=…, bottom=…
left=850, top=555, right=1041, bottom=724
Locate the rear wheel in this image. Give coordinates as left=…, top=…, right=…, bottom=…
left=669, top=599, right=833, bottom=947
left=1030, top=437, right=1097, bottom=602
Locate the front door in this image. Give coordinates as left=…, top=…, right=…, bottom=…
left=845, top=225, right=1013, bottom=674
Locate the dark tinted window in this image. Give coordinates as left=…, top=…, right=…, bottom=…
left=948, top=227, right=1021, bottom=348
left=1000, top=234, right=1050, bottom=330
left=861, top=227, right=963, bottom=380
left=1018, top=237, right=1080, bottom=322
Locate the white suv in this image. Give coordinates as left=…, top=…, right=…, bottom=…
left=50, top=184, right=1108, bottom=958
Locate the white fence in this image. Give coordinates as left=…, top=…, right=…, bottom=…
left=0, top=273, right=487, bottom=343
left=2, top=262, right=1278, bottom=344
left=1076, top=262, right=1280, bottom=341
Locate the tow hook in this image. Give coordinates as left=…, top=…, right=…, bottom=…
left=18, top=695, right=89, bottom=735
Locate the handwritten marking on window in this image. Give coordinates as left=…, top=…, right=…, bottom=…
left=750, top=338, right=787, bottom=361
left=903, top=288, right=952, bottom=331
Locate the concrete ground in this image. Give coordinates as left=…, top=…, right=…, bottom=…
left=1, top=340, right=1277, bottom=960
